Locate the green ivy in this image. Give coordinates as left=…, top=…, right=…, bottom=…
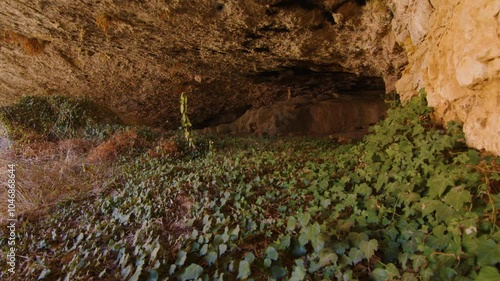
left=1, top=91, right=498, bottom=280
left=180, top=92, right=195, bottom=150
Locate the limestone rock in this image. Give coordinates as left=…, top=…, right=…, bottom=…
left=205, top=93, right=386, bottom=136
left=393, top=0, right=500, bottom=155
left=0, top=0, right=404, bottom=128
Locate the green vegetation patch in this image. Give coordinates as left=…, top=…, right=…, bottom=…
left=0, top=93, right=499, bottom=280
left=0, top=95, right=120, bottom=142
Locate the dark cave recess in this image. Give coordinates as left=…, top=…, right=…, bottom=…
left=195, top=68, right=386, bottom=129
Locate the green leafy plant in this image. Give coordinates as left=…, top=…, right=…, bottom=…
left=180, top=92, right=195, bottom=150
left=1, top=90, right=498, bottom=280
left=0, top=95, right=120, bottom=142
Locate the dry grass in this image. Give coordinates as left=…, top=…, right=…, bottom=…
left=0, top=138, right=110, bottom=222
left=86, top=128, right=138, bottom=162
left=3, top=31, right=45, bottom=55
left=147, top=137, right=181, bottom=158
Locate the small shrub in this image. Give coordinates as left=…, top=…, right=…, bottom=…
left=0, top=95, right=120, bottom=142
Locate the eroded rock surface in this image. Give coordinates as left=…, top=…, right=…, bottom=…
left=205, top=93, right=386, bottom=136
left=1, top=0, right=499, bottom=154
left=0, top=0, right=403, bottom=127
left=392, top=0, right=500, bottom=155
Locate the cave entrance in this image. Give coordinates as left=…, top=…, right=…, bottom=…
left=200, top=68, right=387, bottom=138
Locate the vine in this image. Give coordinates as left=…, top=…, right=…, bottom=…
left=180, top=92, right=195, bottom=150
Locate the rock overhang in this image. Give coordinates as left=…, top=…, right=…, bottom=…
left=0, top=0, right=404, bottom=130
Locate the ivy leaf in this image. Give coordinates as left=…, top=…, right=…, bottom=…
left=359, top=239, right=378, bottom=260
left=299, top=222, right=322, bottom=251
left=348, top=248, right=364, bottom=265
left=354, top=183, right=372, bottom=197
left=427, top=174, right=453, bottom=199
left=336, top=219, right=355, bottom=233
left=169, top=265, right=176, bottom=276
left=129, top=263, right=143, bottom=281
left=401, top=272, right=418, bottom=281
left=147, top=270, right=159, bottom=281
left=319, top=248, right=338, bottom=266
left=266, top=246, right=279, bottom=261
left=427, top=234, right=449, bottom=251
left=332, top=240, right=349, bottom=254
left=200, top=244, right=208, bottom=256
left=401, top=238, right=417, bottom=254
left=311, top=235, right=325, bottom=253
left=348, top=232, right=369, bottom=247
left=231, top=225, right=240, bottom=237
left=287, top=216, right=297, bottom=232
left=264, top=258, right=272, bottom=268
left=237, top=260, right=251, bottom=280
left=279, top=235, right=291, bottom=250
left=121, top=265, right=132, bottom=279
left=371, top=268, right=387, bottom=281
left=443, top=186, right=471, bottom=210
left=221, top=227, right=229, bottom=243
left=178, top=264, right=203, bottom=281
left=175, top=251, right=187, bottom=266
left=37, top=268, right=51, bottom=280
left=290, top=261, right=306, bottom=281
left=297, top=212, right=311, bottom=228
left=477, top=239, right=500, bottom=266
left=476, top=266, right=500, bottom=281
left=419, top=198, right=442, bottom=216
left=219, top=244, right=228, bottom=256
left=434, top=204, right=455, bottom=223
left=385, top=263, right=400, bottom=279
left=205, top=252, right=217, bottom=266
left=411, top=254, right=426, bottom=269
left=321, top=198, right=331, bottom=208
left=420, top=268, right=433, bottom=281
left=244, top=252, right=255, bottom=263
left=319, top=178, right=329, bottom=189
left=271, top=266, right=287, bottom=279
left=467, top=149, right=481, bottom=165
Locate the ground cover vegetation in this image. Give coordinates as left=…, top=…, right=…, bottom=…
left=0, top=92, right=499, bottom=280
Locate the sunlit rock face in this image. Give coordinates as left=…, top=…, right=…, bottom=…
left=392, top=0, right=500, bottom=155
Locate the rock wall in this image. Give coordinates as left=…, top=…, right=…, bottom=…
left=205, top=93, right=386, bottom=136
left=0, top=0, right=403, bottom=127
left=391, top=0, right=500, bottom=155
left=1, top=0, right=498, bottom=155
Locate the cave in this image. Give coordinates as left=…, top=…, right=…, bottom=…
left=0, top=1, right=499, bottom=280
left=197, top=68, right=388, bottom=137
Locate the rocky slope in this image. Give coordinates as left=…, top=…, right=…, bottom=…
left=0, top=0, right=499, bottom=154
